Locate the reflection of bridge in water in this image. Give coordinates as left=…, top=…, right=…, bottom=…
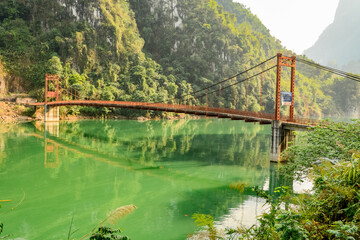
left=36, top=122, right=291, bottom=198
left=14, top=121, right=294, bottom=236
left=0, top=122, right=299, bottom=239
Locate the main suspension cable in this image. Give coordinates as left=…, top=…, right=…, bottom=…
left=180, top=55, right=277, bottom=99
left=295, top=57, right=360, bottom=83
left=196, top=65, right=277, bottom=99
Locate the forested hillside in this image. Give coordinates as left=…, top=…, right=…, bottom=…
left=129, top=0, right=359, bottom=117
left=129, top=0, right=285, bottom=113
left=0, top=0, right=179, bottom=117
left=0, top=0, right=358, bottom=118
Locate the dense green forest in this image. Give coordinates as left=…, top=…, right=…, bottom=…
left=0, top=0, right=358, bottom=118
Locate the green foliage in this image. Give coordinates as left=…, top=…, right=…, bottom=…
left=327, top=221, right=358, bottom=240
left=89, top=226, right=129, bottom=240
left=281, top=120, right=360, bottom=179
left=192, top=213, right=217, bottom=240
left=232, top=186, right=310, bottom=240
left=22, top=107, right=35, bottom=117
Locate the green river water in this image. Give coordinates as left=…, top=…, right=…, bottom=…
left=0, top=119, right=287, bottom=239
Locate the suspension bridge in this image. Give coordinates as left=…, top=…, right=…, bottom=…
left=29, top=53, right=360, bottom=161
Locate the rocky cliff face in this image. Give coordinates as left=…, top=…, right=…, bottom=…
left=304, top=0, right=360, bottom=73
left=0, top=59, right=26, bottom=96
left=57, top=0, right=102, bottom=26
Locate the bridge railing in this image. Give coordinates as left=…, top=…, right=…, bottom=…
left=58, top=86, right=80, bottom=101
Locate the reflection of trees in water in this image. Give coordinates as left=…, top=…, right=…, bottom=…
left=51, top=120, right=197, bottom=165
left=136, top=120, right=197, bottom=164
left=2, top=120, right=271, bottom=180
left=4, top=119, right=270, bottom=193
left=0, top=123, right=39, bottom=169
left=52, top=120, right=270, bottom=170
left=39, top=119, right=271, bottom=192
left=176, top=186, right=254, bottom=219
left=0, top=121, right=283, bottom=239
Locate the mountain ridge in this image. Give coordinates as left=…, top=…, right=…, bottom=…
left=304, top=0, right=360, bottom=73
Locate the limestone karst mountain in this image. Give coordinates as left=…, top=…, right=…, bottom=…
left=304, top=0, right=360, bottom=74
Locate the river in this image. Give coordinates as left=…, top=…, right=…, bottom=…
left=0, top=119, right=289, bottom=239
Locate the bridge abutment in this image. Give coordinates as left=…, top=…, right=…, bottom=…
left=44, top=105, right=59, bottom=122
left=270, top=121, right=295, bottom=162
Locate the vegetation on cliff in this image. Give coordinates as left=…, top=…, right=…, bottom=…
left=0, top=0, right=178, bottom=117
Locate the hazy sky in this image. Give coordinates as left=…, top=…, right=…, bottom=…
left=234, top=0, right=340, bottom=54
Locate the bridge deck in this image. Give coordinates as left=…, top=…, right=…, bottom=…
left=30, top=100, right=317, bottom=128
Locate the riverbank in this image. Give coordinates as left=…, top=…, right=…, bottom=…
left=0, top=101, right=33, bottom=123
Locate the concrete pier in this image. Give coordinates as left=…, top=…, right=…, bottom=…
left=45, top=121, right=60, bottom=137
left=270, top=121, right=295, bottom=162
left=44, top=105, right=59, bottom=122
